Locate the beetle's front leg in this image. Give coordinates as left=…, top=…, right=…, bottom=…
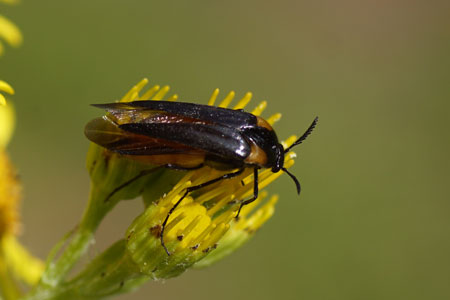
left=236, top=167, right=259, bottom=218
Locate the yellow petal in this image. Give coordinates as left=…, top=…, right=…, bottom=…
left=0, top=80, right=14, bottom=96
left=218, top=91, right=235, bottom=108
left=208, top=88, right=219, bottom=106
left=233, top=92, right=252, bottom=109
left=0, top=104, right=14, bottom=147
left=0, top=15, right=22, bottom=48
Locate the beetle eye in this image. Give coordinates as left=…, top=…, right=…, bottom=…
left=271, top=144, right=284, bottom=173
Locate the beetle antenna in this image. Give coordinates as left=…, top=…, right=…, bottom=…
left=281, top=167, right=301, bottom=195
left=284, top=116, right=318, bottom=153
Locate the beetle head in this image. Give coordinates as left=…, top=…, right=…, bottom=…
left=271, top=143, right=284, bottom=173
left=270, top=143, right=300, bottom=195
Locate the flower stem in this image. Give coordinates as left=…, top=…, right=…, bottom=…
left=24, top=241, right=149, bottom=300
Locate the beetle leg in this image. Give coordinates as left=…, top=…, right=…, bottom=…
left=104, top=166, right=164, bottom=202
left=236, top=167, right=259, bottom=218
left=104, top=164, right=204, bottom=202
left=161, top=167, right=245, bottom=256
left=165, top=164, right=204, bottom=171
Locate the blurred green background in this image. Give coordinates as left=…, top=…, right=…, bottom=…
left=2, top=0, right=450, bottom=299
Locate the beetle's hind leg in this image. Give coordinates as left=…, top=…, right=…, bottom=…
left=104, top=166, right=163, bottom=202
left=160, top=168, right=245, bottom=256
left=236, top=167, right=259, bottom=218
left=104, top=164, right=204, bottom=202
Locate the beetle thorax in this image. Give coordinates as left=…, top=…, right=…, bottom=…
left=241, top=125, right=281, bottom=169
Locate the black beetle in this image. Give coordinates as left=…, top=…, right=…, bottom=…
left=85, top=100, right=318, bottom=255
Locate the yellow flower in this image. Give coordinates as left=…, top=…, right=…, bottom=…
left=0, top=94, right=44, bottom=292
left=109, top=79, right=298, bottom=278
left=0, top=2, right=45, bottom=293
left=45, top=78, right=306, bottom=298
left=0, top=88, right=44, bottom=289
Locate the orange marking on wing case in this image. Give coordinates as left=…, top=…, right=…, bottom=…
left=244, top=143, right=267, bottom=166
left=256, top=116, right=274, bottom=131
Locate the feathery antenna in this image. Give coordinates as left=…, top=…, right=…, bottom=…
left=284, top=116, right=318, bottom=153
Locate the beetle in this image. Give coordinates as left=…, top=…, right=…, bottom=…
left=85, top=100, right=318, bottom=255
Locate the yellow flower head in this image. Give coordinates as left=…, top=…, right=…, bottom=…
left=91, top=79, right=300, bottom=278
left=0, top=0, right=44, bottom=290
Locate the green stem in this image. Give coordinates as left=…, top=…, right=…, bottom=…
left=61, top=240, right=148, bottom=299
left=23, top=241, right=149, bottom=300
